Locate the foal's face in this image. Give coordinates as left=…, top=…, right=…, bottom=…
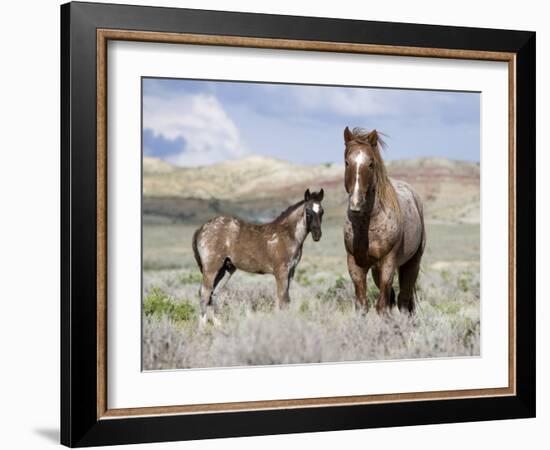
left=304, top=189, right=324, bottom=242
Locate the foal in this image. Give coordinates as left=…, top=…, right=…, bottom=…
left=192, top=189, right=324, bottom=326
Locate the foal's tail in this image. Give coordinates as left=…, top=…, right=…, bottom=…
left=192, top=227, right=203, bottom=274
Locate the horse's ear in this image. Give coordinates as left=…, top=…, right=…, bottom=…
left=367, top=129, right=379, bottom=147
left=344, top=126, right=353, bottom=144
left=304, top=189, right=311, bottom=201
left=318, top=188, right=324, bottom=201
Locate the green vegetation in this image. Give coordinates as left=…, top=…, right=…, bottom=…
left=295, top=267, right=312, bottom=287
left=143, top=287, right=196, bottom=324
left=299, top=300, right=310, bottom=315
left=318, top=275, right=347, bottom=303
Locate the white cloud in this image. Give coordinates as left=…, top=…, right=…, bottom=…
left=291, top=86, right=395, bottom=117
left=143, top=92, right=247, bottom=166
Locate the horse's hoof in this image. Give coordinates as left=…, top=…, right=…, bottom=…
left=376, top=307, right=391, bottom=318
left=198, top=314, right=207, bottom=330
left=211, top=316, right=222, bottom=328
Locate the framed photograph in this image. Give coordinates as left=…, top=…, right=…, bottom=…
left=61, top=1, right=535, bottom=447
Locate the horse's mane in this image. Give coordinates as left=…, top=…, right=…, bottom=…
left=349, top=127, right=401, bottom=215
left=271, top=200, right=305, bottom=224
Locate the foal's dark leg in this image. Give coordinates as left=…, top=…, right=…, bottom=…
left=347, top=253, right=369, bottom=312
left=372, top=267, right=396, bottom=309
left=376, top=256, right=397, bottom=314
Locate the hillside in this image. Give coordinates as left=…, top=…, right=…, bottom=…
left=143, top=155, right=479, bottom=224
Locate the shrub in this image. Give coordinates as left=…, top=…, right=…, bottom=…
left=317, top=275, right=355, bottom=311
left=295, top=267, right=312, bottom=286
left=318, top=275, right=346, bottom=302
left=457, top=271, right=473, bottom=292
left=143, top=287, right=196, bottom=323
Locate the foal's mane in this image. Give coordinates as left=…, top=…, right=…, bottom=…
left=271, top=200, right=305, bottom=224
left=349, top=127, right=400, bottom=215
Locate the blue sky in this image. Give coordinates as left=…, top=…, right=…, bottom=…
left=142, top=78, right=480, bottom=166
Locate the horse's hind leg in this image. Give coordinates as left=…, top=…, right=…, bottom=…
left=209, top=259, right=236, bottom=325
left=397, top=244, right=424, bottom=314
left=372, top=267, right=396, bottom=309
left=198, top=257, right=226, bottom=327
left=199, top=271, right=215, bottom=328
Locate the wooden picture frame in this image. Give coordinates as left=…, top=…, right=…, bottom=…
left=61, top=1, right=535, bottom=447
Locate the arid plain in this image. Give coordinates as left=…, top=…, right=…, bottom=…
left=142, top=155, right=480, bottom=369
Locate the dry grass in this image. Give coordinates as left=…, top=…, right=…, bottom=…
left=142, top=222, right=480, bottom=370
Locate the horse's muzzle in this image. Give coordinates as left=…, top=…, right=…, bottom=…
left=348, top=202, right=364, bottom=214
left=349, top=193, right=365, bottom=213
left=312, top=232, right=322, bottom=242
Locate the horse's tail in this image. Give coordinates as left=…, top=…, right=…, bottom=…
left=192, top=227, right=203, bottom=274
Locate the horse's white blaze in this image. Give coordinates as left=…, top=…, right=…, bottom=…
left=353, top=152, right=367, bottom=196
left=312, top=202, right=321, bottom=213
left=349, top=152, right=369, bottom=210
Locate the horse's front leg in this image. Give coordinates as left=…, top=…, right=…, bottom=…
left=274, top=267, right=291, bottom=309
left=347, top=253, right=369, bottom=312
left=376, top=255, right=397, bottom=313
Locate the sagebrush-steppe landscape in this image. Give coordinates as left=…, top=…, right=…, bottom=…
left=142, top=155, right=480, bottom=370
